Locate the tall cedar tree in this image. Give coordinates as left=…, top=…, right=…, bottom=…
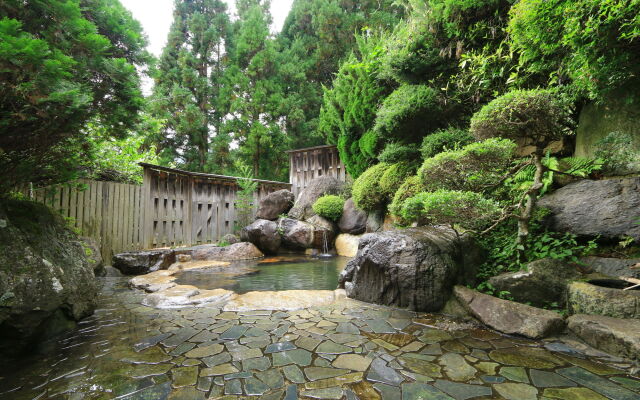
left=0, top=0, right=147, bottom=193
left=152, top=0, right=231, bottom=172
left=224, top=0, right=288, bottom=181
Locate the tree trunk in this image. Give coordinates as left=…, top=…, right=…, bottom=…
left=516, top=149, right=545, bottom=260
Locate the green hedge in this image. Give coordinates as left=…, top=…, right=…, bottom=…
left=352, top=163, right=391, bottom=212
left=312, top=195, right=345, bottom=221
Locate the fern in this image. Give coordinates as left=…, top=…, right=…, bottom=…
left=508, top=155, right=600, bottom=196
left=558, top=156, right=603, bottom=177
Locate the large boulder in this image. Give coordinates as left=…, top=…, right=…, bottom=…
left=537, top=178, right=640, bottom=242
left=335, top=234, right=361, bottom=257
left=454, top=286, right=566, bottom=339
left=488, top=259, right=582, bottom=307
left=580, top=256, right=640, bottom=279
left=112, top=249, right=176, bottom=275
left=81, top=237, right=104, bottom=277
left=567, top=281, right=640, bottom=319
left=338, top=227, right=484, bottom=311
left=288, top=176, right=344, bottom=220
left=0, top=200, right=98, bottom=356
left=338, top=198, right=366, bottom=235
left=241, top=219, right=281, bottom=254
left=278, top=218, right=314, bottom=249
left=567, top=314, right=640, bottom=362
left=256, top=189, right=294, bottom=220
left=176, top=242, right=264, bottom=261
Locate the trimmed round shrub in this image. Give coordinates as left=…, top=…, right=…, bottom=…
left=380, top=162, right=414, bottom=198
left=470, top=89, right=572, bottom=145
left=352, top=163, right=391, bottom=212
left=400, top=189, right=501, bottom=231
left=419, top=138, right=517, bottom=193
left=421, top=127, right=475, bottom=159
left=378, top=142, right=421, bottom=165
left=374, top=84, right=443, bottom=142
left=389, top=175, right=425, bottom=225
left=312, top=195, right=345, bottom=221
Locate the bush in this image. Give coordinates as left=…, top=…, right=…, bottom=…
left=389, top=175, right=425, bottom=225
left=419, top=138, right=516, bottom=193
left=380, top=162, right=414, bottom=198
left=470, top=89, right=573, bottom=146
left=352, top=163, right=391, bottom=212
left=421, top=127, right=475, bottom=159
left=595, top=131, right=640, bottom=175
left=399, top=190, right=501, bottom=231
left=312, top=195, right=345, bottom=221
left=373, top=84, right=443, bottom=143
left=378, top=143, right=421, bottom=165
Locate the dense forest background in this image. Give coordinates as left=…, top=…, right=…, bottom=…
left=1, top=0, right=639, bottom=188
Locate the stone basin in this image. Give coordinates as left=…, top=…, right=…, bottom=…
left=568, top=280, right=640, bottom=319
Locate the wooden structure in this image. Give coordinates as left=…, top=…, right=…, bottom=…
left=25, top=165, right=290, bottom=261
left=287, top=145, right=348, bottom=197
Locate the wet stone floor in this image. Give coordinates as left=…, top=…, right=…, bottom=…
left=1, top=278, right=639, bottom=400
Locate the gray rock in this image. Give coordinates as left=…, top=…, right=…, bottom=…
left=220, top=233, right=239, bottom=245
left=567, top=281, right=640, bottom=319
left=454, top=286, right=565, bottom=339
left=81, top=237, right=104, bottom=276
left=365, top=210, right=385, bottom=233
left=256, top=190, right=295, bottom=221
left=488, top=259, right=582, bottom=307
left=112, top=249, right=176, bottom=275
left=580, top=256, right=640, bottom=279
left=307, top=215, right=337, bottom=250
left=241, top=219, right=281, bottom=254
left=338, top=198, right=366, bottom=235
left=0, top=200, right=98, bottom=356
left=338, top=227, right=483, bottom=311
left=538, top=177, right=640, bottom=242
left=568, top=314, right=640, bottom=361
left=288, top=176, right=344, bottom=220
left=279, top=218, right=314, bottom=249
left=176, top=242, right=264, bottom=261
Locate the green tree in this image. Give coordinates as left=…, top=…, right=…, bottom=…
left=152, top=0, right=232, bottom=172
left=0, top=0, right=148, bottom=193
left=224, top=0, right=289, bottom=181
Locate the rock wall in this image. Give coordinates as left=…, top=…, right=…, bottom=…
left=0, top=200, right=98, bottom=356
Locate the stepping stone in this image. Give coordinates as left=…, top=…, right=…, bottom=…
left=543, top=387, right=608, bottom=400
left=366, top=358, right=404, bottom=386
left=162, top=327, right=199, bottom=347
left=256, top=369, right=285, bottom=389
left=489, top=347, right=564, bottom=369
left=120, top=382, right=172, bottom=399
left=196, top=376, right=213, bottom=392
left=305, top=372, right=363, bottom=390
left=121, top=346, right=172, bottom=364
left=373, top=383, right=401, bottom=400
left=284, top=365, right=306, bottom=384
left=336, top=323, right=360, bottom=334
left=365, top=319, right=395, bottom=334
left=499, top=366, right=529, bottom=383
left=242, top=357, right=271, bottom=372
left=134, top=332, right=172, bottom=352
left=171, top=366, right=198, bottom=388
left=245, top=377, right=269, bottom=396
left=493, top=383, right=538, bottom=400
left=220, top=325, right=249, bottom=340
left=285, top=384, right=298, bottom=400
left=300, top=387, right=343, bottom=399
left=439, top=353, right=476, bottom=382
left=126, top=363, right=173, bottom=379
left=332, top=354, right=372, bottom=372
left=273, top=349, right=312, bottom=367
left=244, top=327, right=269, bottom=337
left=200, top=363, right=238, bottom=376
left=316, top=341, right=352, bottom=354
left=529, top=369, right=577, bottom=388
left=296, top=336, right=322, bottom=351
left=433, top=380, right=492, bottom=400
left=481, top=375, right=504, bottom=384
left=166, top=386, right=205, bottom=400
left=184, top=344, right=223, bottom=358
left=401, top=383, right=452, bottom=400
left=304, top=367, right=350, bottom=381
left=265, top=342, right=296, bottom=353
left=557, top=367, right=638, bottom=400
left=224, top=379, right=242, bottom=395
left=230, top=347, right=262, bottom=361
left=202, top=352, right=231, bottom=368
left=169, top=342, right=196, bottom=356
left=610, top=377, right=640, bottom=391
left=223, top=371, right=252, bottom=380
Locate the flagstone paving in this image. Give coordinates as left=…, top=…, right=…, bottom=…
left=0, top=277, right=638, bottom=400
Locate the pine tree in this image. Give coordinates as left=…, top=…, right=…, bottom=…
left=224, top=0, right=289, bottom=181
left=152, top=0, right=231, bottom=172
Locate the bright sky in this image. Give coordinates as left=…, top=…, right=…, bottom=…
left=121, top=0, right=295, bottom=57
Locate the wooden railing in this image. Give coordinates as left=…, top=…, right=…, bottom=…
left=287, top=145, right=348, bottom=198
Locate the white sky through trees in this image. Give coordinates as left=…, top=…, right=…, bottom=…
left=121, top=0, right=295, bottom=57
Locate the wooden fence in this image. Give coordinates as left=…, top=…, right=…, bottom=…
left=287, top=145, right=348, bottom=198
left=25, top=164, right=290, bottom=262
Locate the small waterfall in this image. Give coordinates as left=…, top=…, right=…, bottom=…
left=318, top=230, right=333, bottom=259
